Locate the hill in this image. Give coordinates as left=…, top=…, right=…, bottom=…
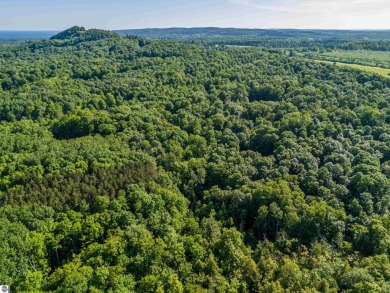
left=51, top=25, right=120, bottom=41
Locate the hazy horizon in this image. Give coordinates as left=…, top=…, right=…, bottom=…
left=2, top=27, right=390, bottom=33
left=1, top=0, right=390, bottom=31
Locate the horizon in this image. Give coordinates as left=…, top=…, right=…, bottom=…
left=1, top=1, right=390, bottom=31
left=2, top=27, right=390, bottom=32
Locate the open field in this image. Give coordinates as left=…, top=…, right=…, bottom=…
left=313, top=59, right=390, bottom=77
left=306, top=50, right=390, bottom=69
left=324, top=50, right=390, bottom=62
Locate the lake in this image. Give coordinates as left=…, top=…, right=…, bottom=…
left=0, top=31, right=58, bottom=39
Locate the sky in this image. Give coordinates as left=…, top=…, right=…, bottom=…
left=0, top=0, right=390, bottom=30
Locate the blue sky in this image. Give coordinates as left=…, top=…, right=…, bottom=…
left=1, top=0, right=389, bottom=30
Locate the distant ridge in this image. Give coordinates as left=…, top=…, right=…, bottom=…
left=3, top=27, right=390, bottom=41
left=114, top=27, right=390, bottom=40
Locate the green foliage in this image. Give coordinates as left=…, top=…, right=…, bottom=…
left=0, top=27, right=389, bottom=292
left=50, top=26, right=120, bottom=42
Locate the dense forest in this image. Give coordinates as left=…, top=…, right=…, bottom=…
left=116, top=28, right=390, bottom=51
left=0, top=26, right=389, bottom=292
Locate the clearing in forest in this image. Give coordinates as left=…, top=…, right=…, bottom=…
left=313, top=59, right=390, bottom=77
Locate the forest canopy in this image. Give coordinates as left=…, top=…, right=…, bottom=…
left=0, top=27, right=389, bottom=292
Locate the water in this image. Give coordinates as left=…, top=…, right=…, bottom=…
left=0, top=31, right=58, bottom=39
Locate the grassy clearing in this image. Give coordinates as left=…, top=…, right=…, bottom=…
left=313, top=59, right=390, bottom=77
left=306, top=50, right=390, bottom=69
left=323, top=50, right=390, bottom=63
